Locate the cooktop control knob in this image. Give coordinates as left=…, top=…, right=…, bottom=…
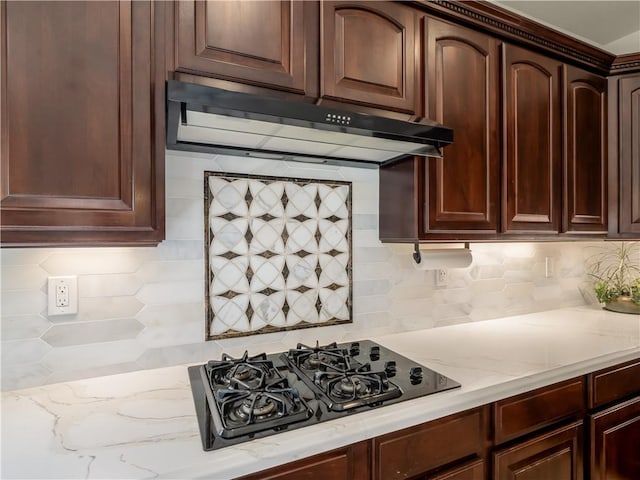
left=350, top=342, right=360, bottom=356
left=384, top=360, right=397, bottom=377
left=370, top=345, right=380, bottom=361
left=409, top=367, right=423, bottom=382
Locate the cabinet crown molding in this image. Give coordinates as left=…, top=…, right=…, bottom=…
left=410, top=0, right=617, bottom=75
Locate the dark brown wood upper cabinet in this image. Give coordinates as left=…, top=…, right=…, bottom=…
left=502, top=43, right=563, bottom=234
left=564, top=66, right=607, bottom=234
left=615, top=74, right=640, bottom=236
left=380, top=20, right=614, bottom=242
left=321, top=1, right=418, bottom=114
left=0, top=1, right=165, bottom=246
left=424, top=18, right=500, bottom=234
left=174, top=1, right=314, bottom=96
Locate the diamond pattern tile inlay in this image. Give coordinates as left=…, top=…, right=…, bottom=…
left=205, top=172, right=352, bottom=339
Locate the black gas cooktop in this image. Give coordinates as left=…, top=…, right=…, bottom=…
left=188, top=339, right=460, bottom=451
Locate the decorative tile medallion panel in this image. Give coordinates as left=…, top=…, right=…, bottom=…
left=204, top=172, right=352, bottom=340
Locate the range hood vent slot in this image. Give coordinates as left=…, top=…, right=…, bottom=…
left=166, top=81, right=453, bottom=168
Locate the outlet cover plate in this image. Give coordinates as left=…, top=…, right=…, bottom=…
left=436, top=269, right=448, bottom=287
left=47, top=276, right=78, bottom=316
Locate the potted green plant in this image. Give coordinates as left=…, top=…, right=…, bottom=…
left=586, top=242, right=640, bottom=315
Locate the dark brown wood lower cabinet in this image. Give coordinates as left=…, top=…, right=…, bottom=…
left=589, top=396, right=640, bottom=480
left=236, top=441, right=370, bottom=480
left=493, top=422, right=583, bottom=480
left=237, top=359, right=640, bottom=480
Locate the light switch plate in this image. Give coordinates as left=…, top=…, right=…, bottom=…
left=47, top=276, right=78, bottom=316
left=545, top=257, right=555, bottom=278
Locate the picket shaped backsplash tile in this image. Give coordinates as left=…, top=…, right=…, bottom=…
left=205, top=172, right=352, bottom=339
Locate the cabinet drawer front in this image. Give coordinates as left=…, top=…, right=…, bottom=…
left=493, top=378, right=585, bottom=444
left=237, top=441, right=370, bottom=480
left=493, top=421, right=583, bottom=480
left=373, top=406, right=488, bottom=480
left=589, top=359, right=640, bottom=409
left=425, top=458, right=484, bottom=480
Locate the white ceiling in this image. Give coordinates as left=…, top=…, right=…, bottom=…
left=493, top=1, right=640, bottom=54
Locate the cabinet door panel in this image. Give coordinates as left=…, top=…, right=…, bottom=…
left=425, top=19, right=499, bottom=233
left=0, top=1, right=165, bottom=245
left=3, top=2, right=125, bottom=206
left=618, top=75, right=640, bottom=235
left=493, top=421, right=583, bottom=480
left=564, top=66, right=607, bottom=233
left=503, top=44, right=562, bottom=233
left=322, top=1, right=417, bottom=113
left=176, top=1, right=310, bottom=94
left=589, top=396, right=640, bottom=480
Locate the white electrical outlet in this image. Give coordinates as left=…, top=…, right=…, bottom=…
left=48, top=276, right=78, bottom=316
left=56, top=283, right=69, bottom=307
left=436, top=268, right=448, bottom=287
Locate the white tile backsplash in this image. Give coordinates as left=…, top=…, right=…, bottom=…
left=40, top=340, right=146, bottom=373
left=41, top=318, right=144, bottom=347
left=40, top=250, right=148, bottom=275
left=1, top=314, right=52, bottom=341
left=1, top=339, right=52, bottom=366
left=75, top=297, right=144, bottom=322
left=0, top=264, right=48, bottom=290
left=0, top=151, right=610, bottom=390
left=136, top=281, right=204, bottom=305
left=1, top=363, right=52, bottom=391
left=1, top=290, right=47, bottom=316
left=79, top=274, right=142, bottom=297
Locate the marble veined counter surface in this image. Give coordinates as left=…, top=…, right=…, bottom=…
left=2, top=305, right=640, bottom=479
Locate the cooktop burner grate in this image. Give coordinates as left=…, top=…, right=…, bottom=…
left=283, top=343, right=402, bottom=411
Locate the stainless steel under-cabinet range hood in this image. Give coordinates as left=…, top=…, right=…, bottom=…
left=166, top=81, right=453, bottom=168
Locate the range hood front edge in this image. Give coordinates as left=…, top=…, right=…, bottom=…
left=166, top=80, right=452, bottom=168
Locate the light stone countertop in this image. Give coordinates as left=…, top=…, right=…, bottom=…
left=2, top=305, right=640, bottom=480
